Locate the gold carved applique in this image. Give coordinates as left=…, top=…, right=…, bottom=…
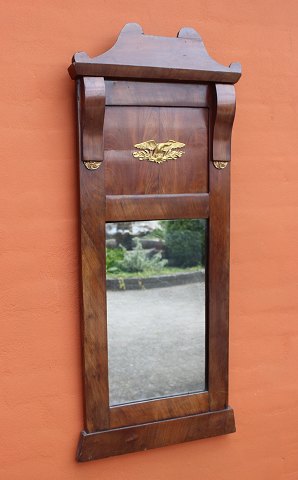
left=83, top=161, right=102, bottom=170
left=213, top=161, right=228, bottom=170
left=132, top=140, right=185, bottom=164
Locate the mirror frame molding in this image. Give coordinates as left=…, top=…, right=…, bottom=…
left=69, top=23, right=241, bottom=461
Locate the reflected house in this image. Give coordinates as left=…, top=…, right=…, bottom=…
left=106, top=220, right=161, bottom=250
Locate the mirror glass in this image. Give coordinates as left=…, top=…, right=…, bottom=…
left=106, top=219, right=207, bottom=406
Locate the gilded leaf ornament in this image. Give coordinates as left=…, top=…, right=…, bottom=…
left=132, top=139, right=185, bottom=164
left=213, top=161, right=228, bottom=170
left=83, top=161, right=102, bottom=170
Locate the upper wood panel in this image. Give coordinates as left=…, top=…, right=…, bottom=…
left=104, top=106, right=208, bottom=195
left=69, top=23, right=241, bottom=84
left=105, top=81, right=208, bottom=107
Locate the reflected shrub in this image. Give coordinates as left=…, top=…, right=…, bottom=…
left=119, top=238, right=168, bottom=273
left=106, top=248, right=124, bottom=273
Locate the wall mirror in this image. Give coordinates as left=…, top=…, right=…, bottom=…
left=69, top=23, right=241, bottom=461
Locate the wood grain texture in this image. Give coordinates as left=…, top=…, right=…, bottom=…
left=81, top=77, right=105, bottom=163
left=110, top=392, right=209, bottom=428
left=104, top=106, right=208, bottom=195
left=106, top=194, right=209, bottom=221
left=77, top=79, right=109, bottom=432
left=69, top=23, right=241, bottom=84
left=105, top=81, right=208, bottom=107
left=208, top=151, right=231, bottom=410
left=212, top=84, right=236, bottom=162
left=77, top=407, right=236, bottom=461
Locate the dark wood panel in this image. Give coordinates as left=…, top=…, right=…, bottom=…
left=77, top=79, right=109, bottom=432
left=110, top=392, right=209, bottom=428
left=77, top=407, right=236, bottom=461
left=105, top=81, right=208, bottom=107
left=69, top=23, right=241, bottom=84
left=106, top=194, right=209, bottom=221
left=208, top=158, right=230, bottom=410
left=207, top=84, right=234, bottom=411
left=104, top=106, right=208, bottom=195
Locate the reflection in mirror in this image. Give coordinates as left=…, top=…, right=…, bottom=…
left=106, top=219, right=207, bottom=406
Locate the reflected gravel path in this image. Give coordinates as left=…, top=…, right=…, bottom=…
left=107, top=281, right=206, bottom=406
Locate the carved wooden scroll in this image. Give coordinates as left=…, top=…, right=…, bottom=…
left=80, top=77, right=105, bottom=170
left=212, top=84, right=236, bottom=169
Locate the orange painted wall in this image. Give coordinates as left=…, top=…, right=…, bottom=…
left=1, top=1, right=298, bottom=478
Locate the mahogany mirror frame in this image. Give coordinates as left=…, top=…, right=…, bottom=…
left=68, top=23, right=241, bottom=462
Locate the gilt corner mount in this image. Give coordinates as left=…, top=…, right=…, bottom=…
left=69, top=22, right=241, bottom=462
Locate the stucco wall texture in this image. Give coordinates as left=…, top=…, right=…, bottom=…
left=1, top=0, right=298, bottom=478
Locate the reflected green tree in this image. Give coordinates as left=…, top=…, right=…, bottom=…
left=162, top=219, right=206, bottom=267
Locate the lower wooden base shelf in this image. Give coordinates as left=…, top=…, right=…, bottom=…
left=77, top=407, right=236, bottom=461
